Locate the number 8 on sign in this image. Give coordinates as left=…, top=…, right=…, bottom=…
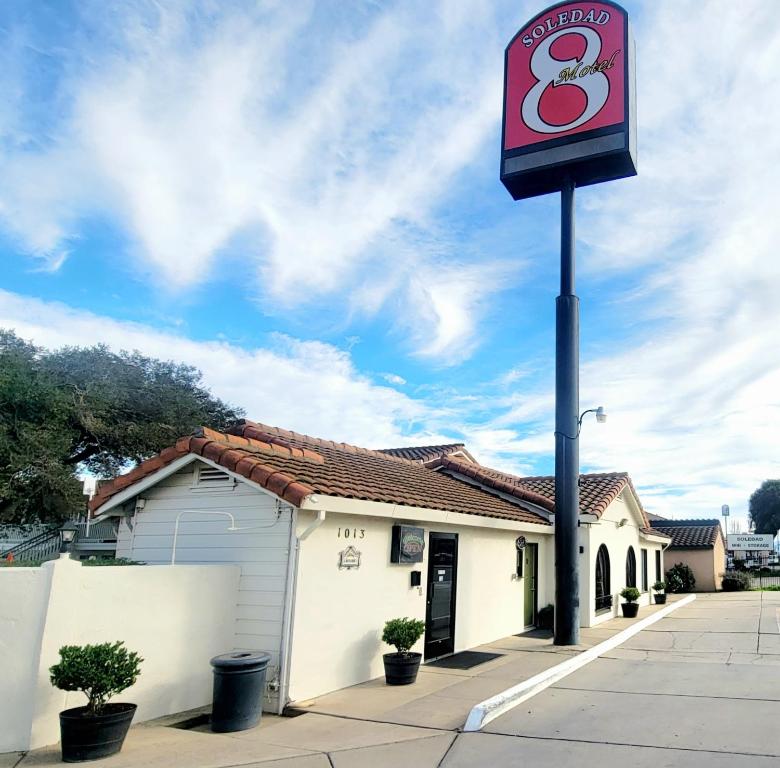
left=521, top=27, right=608, bottom=134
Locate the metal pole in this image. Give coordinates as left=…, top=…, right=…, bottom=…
left=554, top=177, right=580, bottom=645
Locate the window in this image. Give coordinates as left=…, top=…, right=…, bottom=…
left=626, top=546, right=637, bottom=588
left=595, top=545, right=612, bottom=612
left=655, top=550, right=662, bottom=582
left=641, top=548, right=648, bottom=591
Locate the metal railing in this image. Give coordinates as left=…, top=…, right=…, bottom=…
left=730, top=555, right=780, bottom=589
left=1, top=526, right=61, bottom=563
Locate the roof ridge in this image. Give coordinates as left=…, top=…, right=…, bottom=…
left=379, top=442, right=466, bottom=451
left=230, top=420, right=424, bottom=467
left=432, top=455, right=556, bottom=512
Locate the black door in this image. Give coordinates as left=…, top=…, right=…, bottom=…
left=425, top=533, right=458, bottom=660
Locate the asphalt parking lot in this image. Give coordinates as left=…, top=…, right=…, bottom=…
left=444, top=592, right=780, bottom=766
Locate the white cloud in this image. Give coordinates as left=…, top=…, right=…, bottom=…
left=0, top=290, right=435, bottom=448
left=0, top=0, right=515, bottom=361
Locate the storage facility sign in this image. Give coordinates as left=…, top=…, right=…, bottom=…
left=727, top=534, right=775, bottom=551
left=501, top=0, right=636, bottom=200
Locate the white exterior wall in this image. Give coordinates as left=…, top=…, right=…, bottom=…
left=0, top=567, right=50, bottom=753
left=0, top=558, right=238, bottom=752
left=287, top=510, right=551, bottom=703
left=582, top=493, right=665, bottom=627
left=115, top=459, right=293, bottom=711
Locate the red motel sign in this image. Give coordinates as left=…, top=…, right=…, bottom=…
left=501, top=1, right=636, bottom=200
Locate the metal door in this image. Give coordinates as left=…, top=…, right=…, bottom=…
left=424, top=533, right=458, bottom=660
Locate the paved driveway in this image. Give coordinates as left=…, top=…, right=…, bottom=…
left=445, top=592, right=780, bottom=766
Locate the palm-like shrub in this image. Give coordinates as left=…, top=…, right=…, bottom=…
left=50, top=641, right=143, bottom=715
left=382, top=618, right=425, bottom=656
left=665, top=563, right=696, bottom=593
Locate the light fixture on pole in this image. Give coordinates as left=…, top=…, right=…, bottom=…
left=556, top=407, right=608, bottom=440
left=59, top=522, right=78, bottom=555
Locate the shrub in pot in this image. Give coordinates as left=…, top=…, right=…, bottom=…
left=50, top=641, right=143, bottom=762
left=382, top=617, right=426, bottom=685
left=537, top=604, right=554, bottom=631
left=652, top=580, right=667, bottom=604
left=619, top=587, right=641, bottom=618
left=721, top=571, right=751, bottom=592
left=665, top=563, right=696, bottom=593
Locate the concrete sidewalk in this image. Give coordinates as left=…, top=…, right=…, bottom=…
left=3, top=596, right=688, bottom=768
left=446, top=591, right=780, bottom=766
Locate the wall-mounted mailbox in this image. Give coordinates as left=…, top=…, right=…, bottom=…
left=390, top=525, right=425, bottom=564
left=410, top=570, right=421, bottom=587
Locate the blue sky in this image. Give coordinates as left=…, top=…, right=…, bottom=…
left=1, top=0, right=778, bottom=527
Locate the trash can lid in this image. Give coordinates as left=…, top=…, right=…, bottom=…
left=210, top=651, right=272, bottom=669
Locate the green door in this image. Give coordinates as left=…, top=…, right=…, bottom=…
left=523, top=543, right=538, bottom=626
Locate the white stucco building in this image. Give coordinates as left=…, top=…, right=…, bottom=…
left=90, top=420, right=669, bottom=713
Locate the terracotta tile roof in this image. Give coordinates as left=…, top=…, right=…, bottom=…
left=430, top=457, right=653, bottom=526
left=90, top=421, right=549, bottom=526
left=649, top=519, right=724, bottom=549
left=378, top=444, right=478, bottom=464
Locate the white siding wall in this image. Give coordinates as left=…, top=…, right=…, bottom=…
left=115, top=460, right=292, bottom=710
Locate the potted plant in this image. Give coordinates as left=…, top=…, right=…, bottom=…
left=652, top=580, right=667, bottom=604
left=382, top=617, right=426, bottom=685
left=50, top=641, right=143, bottom=762
left=619, top=587, right=641, bottom=618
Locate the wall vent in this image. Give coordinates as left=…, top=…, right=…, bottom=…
left=194, top=465, right=235, bottom=490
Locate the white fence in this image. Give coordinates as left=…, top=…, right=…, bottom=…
left=0, top=557, right=240, bottom=752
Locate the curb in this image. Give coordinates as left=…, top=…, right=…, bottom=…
left=463, top=593, right=697, bottom=732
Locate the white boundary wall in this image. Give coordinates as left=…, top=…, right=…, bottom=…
left=0, top=557, right=239, bottom=752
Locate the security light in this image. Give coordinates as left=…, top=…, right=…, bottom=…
left=596, top=407, right=607, bottom=423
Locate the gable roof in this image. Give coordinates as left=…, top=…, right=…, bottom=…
left=378, top=443, right=477, bottom=464
left=89, top=421, right=548, bottom=526
left=429, top=455, right=650, bottom=525
left=649, top=519, right=724, bottom=549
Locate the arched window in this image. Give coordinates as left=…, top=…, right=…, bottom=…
left=626, top=546, right=637, bottom=588
left=595, top=545, right=611, bottom=612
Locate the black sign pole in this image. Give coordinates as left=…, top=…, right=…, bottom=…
left=554, top=176, right=580, bottom=645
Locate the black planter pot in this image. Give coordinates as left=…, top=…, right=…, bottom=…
left=383, top=652, right=422, bottom=686
left=621, top=602, right=639, bottom=618
left=59, top=703, right=136, bottom=762
left=654, top=593, right=667, bottom=605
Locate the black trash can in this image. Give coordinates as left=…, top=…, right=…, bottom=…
left=210, top=651, right=271, bottom=733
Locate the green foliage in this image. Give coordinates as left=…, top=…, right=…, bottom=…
left=749, top=480, right=780, bottom=535
left=652, top=580, right=666, bottom=592
left=755, top=584, right=780, bottom=591
left=49, top=641, right=143, bottom=715
left=82, top=558, right=145, bottom=567
left=665, top=562, right=696, bottom=593
left=721, top=572, right=751, bottom=591
left=620, top=586, right=641, bottom=603
left=0, top=330, right=243, bottom=524
left=382, top=617, right=426, bottom=655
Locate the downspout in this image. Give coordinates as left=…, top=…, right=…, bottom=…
left=278, top=508, right=299, bottom=714
left=278, top=507, right=325, bottom=713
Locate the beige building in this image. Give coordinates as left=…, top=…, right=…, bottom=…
left=90, top=420, right=668, bottom=711
left=649, top=518, right=726, bottom=591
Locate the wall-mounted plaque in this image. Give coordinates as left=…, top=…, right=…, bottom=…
left=390, top=525, right=425, bottom=564
left=338, top=546, right=361, bottom=570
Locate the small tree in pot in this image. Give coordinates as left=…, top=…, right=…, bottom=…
left=619, top=586, right=641, bottom=618
left=50, top=641, right=143, bottom=762
left=382, top=617, right=425, bottom=685
left=652, top=580, right=667, bottom=604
